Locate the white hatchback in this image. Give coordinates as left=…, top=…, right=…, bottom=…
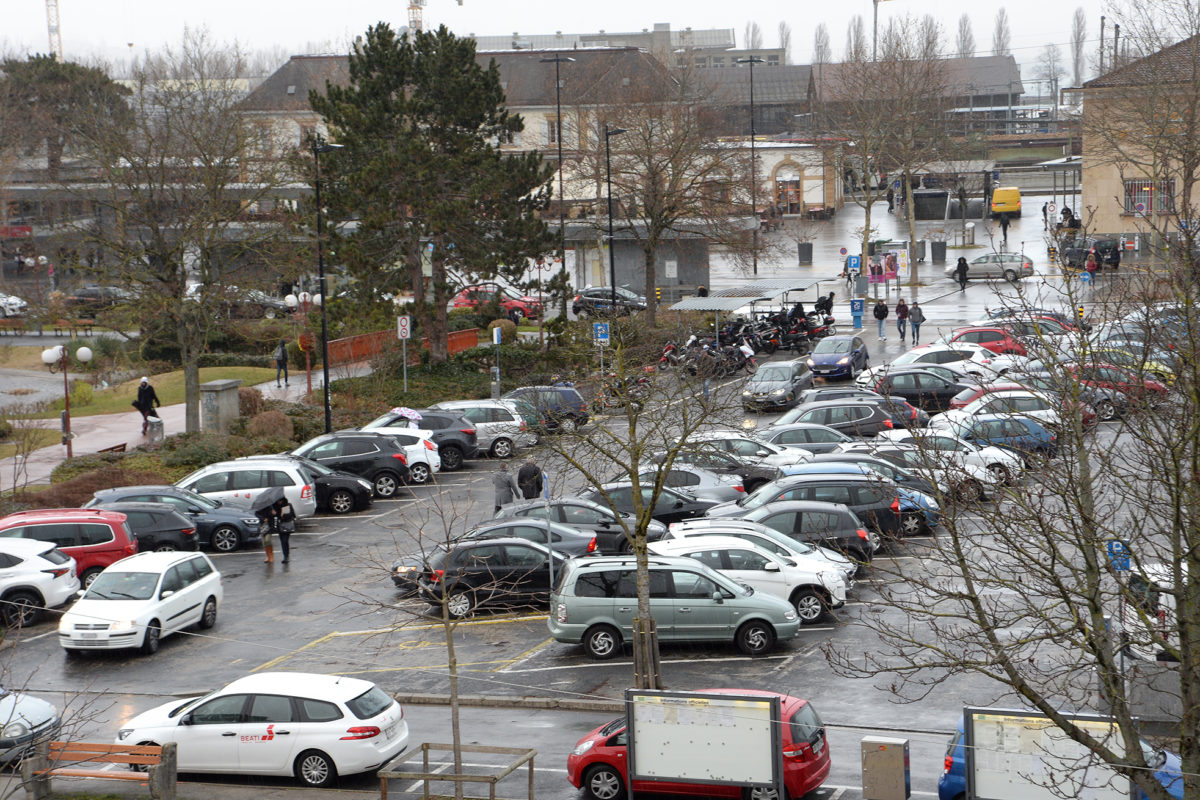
left=116, top=672, right=409, bottom=788
left=649, top=535, right=846, bottom=624
left=0, top=539, right=79, bottom=628
left=58, top=552, right=222, bottom=655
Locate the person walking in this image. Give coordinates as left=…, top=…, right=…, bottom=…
left=895, top=298, right=909, bottom=342
left=132, top=377, right=161, bottom=435
left=272, top=339, right=288, bottom=388
left=1084, top=251, right=1099, bottom=279
left=873, top=299, right=889, bottom=341
left=908, top=301, right=925, bottom=345
left=273, top=497, right=294, bottom=564
left=999, top=213, right=1010, bottom=247
left=1042, top=202, right=1049, bottom=231
left=516, top=458, right=543, bottom=501
left=492, top=462, right=520, bottom=513
left=954, top=257, right=969, bottom=292
left=886, top=187, right=895, bottom=213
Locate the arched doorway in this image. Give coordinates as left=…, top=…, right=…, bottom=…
left=774, top=163, right=804, bottom=215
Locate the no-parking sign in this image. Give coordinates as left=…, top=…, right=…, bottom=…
left=397, top=315, right=412, bottom=340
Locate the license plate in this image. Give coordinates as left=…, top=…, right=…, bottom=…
left=813, top=737, right=824, bottom=754
left=80, top=633, right=97, bottom=639
left=384, top=723, right=397, bottom=741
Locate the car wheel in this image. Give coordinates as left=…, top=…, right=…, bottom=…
left=80, top=567, right=103, bottom=589
left=1004, top=268, right=1018, bottom=282
left=791, top=589, right=826, bottom=624
left=440, top=446, right=464, bottom=471
left=264, top=308, right=278, bottom=319
left=408, top=463, right=431, bottom=484
left=987, top=463, right=1012, bottom=484
left=490, top=438, right=514, bottom=459
left=583, top=625, right=622, bottom=660
left=328, top=489, right=355, bottom=514
left=735, top=620, right=775, bottom=656
left=1095, top=399, right=1117, bottom=421
left=446, top=591, right=474, bottom=619
left=955, top=479, right=985, bottom=503
left=583, top=764, right=626, bottom=800
left=373, top=471, right=401, bottom=498
left=210, top=525, right=241, bottom=552
left=558, top=416, right=578, bottom=434
left=140, top=621, right=161, bottom=655
left=900, top=512, right=924, bottom=536
left=295, top=749, right=338, bottom=788
left=153, top=542, right=178, bottom=552
left=198, top=597, right=217, bottom=630
left=745, top=786, right=790, bottom=800
left=1, top=591, right=41, bottom=628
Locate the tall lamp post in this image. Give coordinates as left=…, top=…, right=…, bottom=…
left=540, top=54, right=575, bottom=323
left=737, top=56, right=764, bottom=276
left=604, top=124, right=627, bottom=310
left=42, top=344, right=92, bottom=459
left=284, top=291, right=316, bottom=394
left=872, top=0, right=894, bottom=62
left=312, top=136, right=343, bottom=435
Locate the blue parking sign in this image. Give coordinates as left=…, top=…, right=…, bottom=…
left=593, top=322, right=610, bottom=346
left=1106, top=539, right=1131, bottom=572
left=850, top=299, right=864, bottom=314
left=848, top=255, right=861, bottom=271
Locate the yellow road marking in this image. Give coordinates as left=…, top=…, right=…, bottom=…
left=253, top=631, right=337, bottom=672
left=495, top=638, right=554, bottom=672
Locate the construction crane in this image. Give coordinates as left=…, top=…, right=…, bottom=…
left=45, top=0, right=63, bottom=59
left=407, top=0, right=463, bottom=33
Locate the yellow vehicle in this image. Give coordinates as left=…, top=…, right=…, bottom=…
left=1089, top=347, right=1176, bottom=386
left=990, top=186, right=1022, bottom=217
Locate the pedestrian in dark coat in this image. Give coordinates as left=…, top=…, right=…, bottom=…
left=999, top=213, right=1010, bottom=245
left=907, top=302, right=925, bottom=345
left=954, top=258, right=969, bottom=292
left=492, top=462, right=520, bottom=513
left=873, top=299, right=889, bottom=341
left=132, top=377, right=161, bottom=435
left=273, top=339, right=288, bottom=387
left=886, top=187, right=895, bottom=213
left=517, top=458, right=543, bottom=501
left=1042, top=203, right=1049, bottom=230
left=895, top=299, right=909, bottom=341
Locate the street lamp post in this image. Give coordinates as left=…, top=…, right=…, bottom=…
left=872, top=0, right=895, bottom=62
left=42, top=344, right=92, bottom=459
left=312, top=137, right=343, bottom=435
left=604, top=125, right=627, bottom=311
left=737, top=56, right=764, bottom=276
left=540, top=54, right=575, bottom=327
left=284, top=291, right=316, bottom=394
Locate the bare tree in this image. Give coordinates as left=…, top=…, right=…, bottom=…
left=813, top=23, right=831, bottom=66
left=1037, top=42, right=1068, bottom=102
left=992, top=8, right=1012, bottom=56
left=778, top=21, right=792, bottom=63
left=744, top=21, right=763, bottom=50
left=956, top=14, right=976, bottom=59
left=1071, top=7, right=1089, bottom=86
left=845, top=15, right=867, bottom=62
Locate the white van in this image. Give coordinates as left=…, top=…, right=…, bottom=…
left=1120, top=564, right=1182, bottom=661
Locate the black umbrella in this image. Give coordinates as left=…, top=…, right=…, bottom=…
left=250, top=486, right=287, bottom=516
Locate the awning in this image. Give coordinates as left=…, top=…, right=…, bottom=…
left=669, top=296, right=769, bottom=311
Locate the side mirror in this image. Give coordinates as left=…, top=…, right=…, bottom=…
left=711, top=591, right=724, bottom=604
left=764, top=562, right=781, bottom=572
left=180, top=712, right=194, bottom=726
left=673, top=500, right=684, bottom=509
left=756, top=450, right=770, bottom=457
left=161, top=589, right=175, bottom=599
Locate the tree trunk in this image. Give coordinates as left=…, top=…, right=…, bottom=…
left=442, top=604, right=464, bottom=800
left=904, top=172, right=919, bottom=286
left=861, top=194, right=874, bottom=298
left=175, top=312, right=201, bottom=434
left=429, top=249, right=449, bottom=364
left=633, top=530, right=662, bottom=689
left=642, top=241, right=658, bottom=328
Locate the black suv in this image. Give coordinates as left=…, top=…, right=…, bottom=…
left=706, top=473, right=902, bottom=535
left=503, top=386, right=589, bottom=433
left=571, top=286, right=647, bottom=317
left=737, top=500, right=879, bottom=561
left=292, top=432, right=412, bottom=497
left=363, top=409, right=479, bottom=470
left=86, top=486, right=262, bottom=552
left=781, top=399, right=901, bottom=437
left=1060, top=237, right=1121, bottom=268
left=87, top=502, right=199, bottom=552
left=416, top=538, right=566, bottom=618
left=868, top=368, right=973, bottom=412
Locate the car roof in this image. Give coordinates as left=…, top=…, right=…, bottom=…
left=749, top=499, right=855, bottom=514
left=771, top=472, right=876, bottom=485
left=93, top=485, right=182, bottom=496
left=652, top=535, right=775, bottom=554
left=88, top=501, right=187, bottom=515
left=0, top=508, right=127, bottom=527
left=473, top=519, right=583, bottom=537
left=217, top=671, right=379, bottom=702
left=795, top=398, right=888, bottom=410
left=108, top=551, right=212, bottom=572
left=432, top=399, right=509, bottom=409
left=0, top=538, right=61, bottom=557
left=449, top=536, right=557, bottom=553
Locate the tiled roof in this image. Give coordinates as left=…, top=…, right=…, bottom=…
left=1083, top=34, right=1200, bottom=89
left=814, top=54, right=1023, bottom=103
left=239, top=55, right=348, bottom=113
left=702, top=64, right=812, bottom=105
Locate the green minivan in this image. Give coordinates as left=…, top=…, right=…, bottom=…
left=547, top=555, right=800, bottom=659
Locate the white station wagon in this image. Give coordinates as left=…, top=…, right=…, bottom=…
left=116, top=672, right=409, bottom=787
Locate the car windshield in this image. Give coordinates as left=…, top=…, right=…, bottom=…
left=755, top=366, right=792, bottom=381
left=86, top=571, right=159, bottom=601
left=181, top=490, right=219, bottom=510
left=346, top=686, right=394, bottom=720
left=813, top=338, right=852, bottom=354
left=738, top=484, right=778, bottom=509
left=365, top=413, right=405, bottom=428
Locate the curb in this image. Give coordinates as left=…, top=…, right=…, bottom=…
left=392, top=692, right=623, bottom=713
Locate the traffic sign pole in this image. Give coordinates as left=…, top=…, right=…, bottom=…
left=397, top=315, right=411, bottom=392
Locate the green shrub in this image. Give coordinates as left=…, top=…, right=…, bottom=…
left=0, top=418, right=13, bottom=441
left=487, top=318, right=517, bottom=344
left=50, top=452, right=128, bottom=483
left=70, top=380, right=93, bottom=407
left=247, top=410, right=293, bottom=440
left=162, top=437, right=231, bottom=469
left=197, top=352, right=274, bottom=368
left=239, top=387, right=265, bottom=417
left=269, top=401, right=325, bottom=442
left=447, top=307, right=490, bottom=332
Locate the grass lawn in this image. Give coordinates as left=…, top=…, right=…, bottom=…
left=37, top=367, right=276, bottom=418
left=0, top=428, right=59, bottom=459
left=0, top=344, right=51, bottom=370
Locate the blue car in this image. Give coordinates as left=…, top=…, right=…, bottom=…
left=807, top=335, right=870, bottom=380
left=939, top=717, right=1183, bottom=800
left=779, top=462, right=938, bottom=535
left=943, top=413, right=1057, bottom=465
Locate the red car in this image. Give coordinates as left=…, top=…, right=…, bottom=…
left=567, top=689, right=830, bottom=800
left=945, top=326, right=1027, bottom=356
left=0, top=508, right=139, bottom=587
left=450, top=283, right=542, bottom=321
left=949, top=382, right=1026, bottom=410
left=1065, top=363, right=1168, bottom=403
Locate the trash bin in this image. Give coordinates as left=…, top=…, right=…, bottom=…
left=147, top=416, right=164, bottom=445
left=931, top=241, right=947, bottom=262
left=797, top=242, right=813, bottom=265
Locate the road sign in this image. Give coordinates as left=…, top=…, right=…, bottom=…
left=839, top=247, right=848, bottom=256
left=1048, top=203, right=1056, bottom=214
left=848, top=255, right=861, bottom=271
left=593, top=322, right=610, bottom=347
left=1106, top=540, right=1131, bottom=572
left=1080, top=271, right=1091, bottom=283
left=396, top=315, right=411, bottom=340
left=850, top=299, right=864, bottom=314
left=1135, top=202, right=1146, bottom=213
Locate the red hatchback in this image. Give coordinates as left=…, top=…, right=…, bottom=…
left=450, top=283, right=542, bottom=321
left=0, top=508, right=139, bottom=587
left=945, top=326, right=1027, bottom=356
left=1065, top=363, right=1169, bottom=403
left=567, top=690, right=830, bottom=800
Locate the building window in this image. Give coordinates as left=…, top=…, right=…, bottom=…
left=696, top=57, right=707, bottom=68
left=546, top=118, right=560, bottom=145
left=711, top=56, right=725, bottom=68
left=1124, top=180, right=1175, bottom=214
left=767, top=55, right=780, bottom=66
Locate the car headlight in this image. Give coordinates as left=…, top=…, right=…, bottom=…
left=571, top=739, right=595, bottom=756
left=771, top=389, right=786, bottom=396
left=3, top=721, right=29, bottom=739
left=837, top=357, right=850, bottom=365
left=806, top=359, right=815, bottom=367
left=742, top=390, right=752, bottom=397
left=784, top=609, right=797, bottom=621
left=117, top=729, right=134, bottom=741
left=393, top=565, right=417, bottom=575
left=110, top=620, right=136, bottom=632
left=357, top=479, right=372, bottom=490
left=241, top=518, right=260, bottom=526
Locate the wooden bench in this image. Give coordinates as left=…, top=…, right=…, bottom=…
left=0, top=318, right=25, bottom=335
left=22, top=740, right=177, bottom=800
left=97, top=442, right=128, bottom=453
left=52, top=318, right=95, bottom=336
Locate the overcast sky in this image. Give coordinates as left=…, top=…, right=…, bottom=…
left=5, top=0, right=1113, bottom=78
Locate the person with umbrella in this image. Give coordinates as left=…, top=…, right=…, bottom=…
left=252, top=487, right=291, bottom=564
